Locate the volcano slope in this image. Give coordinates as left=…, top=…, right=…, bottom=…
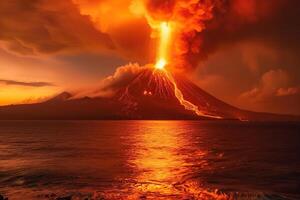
left=0, top=67, right=299, bottom=121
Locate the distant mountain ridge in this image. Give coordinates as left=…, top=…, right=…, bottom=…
left=0, top=68, right=299, bottom=121
left=45, top=92, right=72, bottom=103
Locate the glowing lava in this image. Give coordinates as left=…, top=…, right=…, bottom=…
left=155, top=58, right=167, bottom=70
left=154, top=22, right=222, bottom=119
left=155, top=22, right=171, bottom=70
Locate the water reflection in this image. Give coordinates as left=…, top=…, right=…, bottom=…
left=133, top=121, right=188, bottom=193
left=1, top=121, right=296, bottom=199
left=125, top=121, right=210, bottom=198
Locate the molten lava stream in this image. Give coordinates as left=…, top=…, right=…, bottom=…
left=165, top=72, right=222, bottom=119
left=154, top=22, right=222, bottom=119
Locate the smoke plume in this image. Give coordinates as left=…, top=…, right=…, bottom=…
left=143, top=0, right=300, bottom=71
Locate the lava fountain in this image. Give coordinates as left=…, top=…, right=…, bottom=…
left=153, top=21, right=222, bottom=119
left=155, top=22, right=171, bottom=70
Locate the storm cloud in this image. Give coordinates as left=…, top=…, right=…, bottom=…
left=0, top=79, right=55, bottom=87
left=0, top=0, right=114, bottom=55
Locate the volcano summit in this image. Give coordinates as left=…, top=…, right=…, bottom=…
left=0, top=66, right=298, bottom=121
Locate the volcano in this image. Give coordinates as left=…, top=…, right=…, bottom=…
left=0, top=67, right=298, bottom=121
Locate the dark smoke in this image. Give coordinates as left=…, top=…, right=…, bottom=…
left=145, top=0, right=300, bottom=71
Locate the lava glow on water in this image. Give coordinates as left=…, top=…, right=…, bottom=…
left=127, top=121, right=222, bottom=198
left=154, top=22, right=222, bottom=119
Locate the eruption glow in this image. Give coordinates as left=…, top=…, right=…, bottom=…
left=155, top=22, right=171, bottom=70
left=154, top=21, right=222, bottom=119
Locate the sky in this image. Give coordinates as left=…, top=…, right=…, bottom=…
left=0, top=0, right=300, bottom=115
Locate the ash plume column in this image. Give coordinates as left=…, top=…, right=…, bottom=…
left=143, top=0, right=298, bottom=73
left=144, top=0, right=226, bottom=72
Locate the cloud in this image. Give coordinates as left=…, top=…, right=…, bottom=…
left=99, top=63, right=145, bottom=91
left=240, top=69, right=299, bottom=101
left=0, top=0, right=114, bottom=56
left=0, top=79, right=55, bottom=87
left=276, top=87, right=299, bottom=97
left=73, top=0, right=153, bottom=63
left=1, top=0, right=300, bottom=72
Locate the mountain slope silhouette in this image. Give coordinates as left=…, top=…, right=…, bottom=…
left=0, top=67, right=298, bottom=121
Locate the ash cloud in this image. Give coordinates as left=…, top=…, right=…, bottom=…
left=201, top=0, right=300, bottom=58
left=144, top=0, right=300, bottom=71
left=0, top=79, right=55, bottom=87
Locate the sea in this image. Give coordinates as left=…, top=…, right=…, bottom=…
left=0, top=120, right=299, bottom=200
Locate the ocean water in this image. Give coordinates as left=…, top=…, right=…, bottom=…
left=0, top=120, right=299, bottom=200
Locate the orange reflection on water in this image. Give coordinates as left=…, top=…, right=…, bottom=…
left=124, top=121, right=228, bottom=199
left=128, top=121, right=200, bottom=197
left=132, top=121, right=186, bottom=196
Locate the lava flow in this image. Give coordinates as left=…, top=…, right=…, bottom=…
left=154, top=22, right=222, bottom=119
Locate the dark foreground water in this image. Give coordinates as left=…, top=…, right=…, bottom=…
left=0, top=121, right=299, bottom=200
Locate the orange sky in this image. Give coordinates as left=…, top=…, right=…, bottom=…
left=0, top=0, right=300, bottom=115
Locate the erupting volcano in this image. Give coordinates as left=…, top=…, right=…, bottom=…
left=0, top=4, right=299, bottom=121
left=152, top=21, right=222, bottom=119
left=0, top=17, right=299, bottom=121
left=115, top=19, right=226, bottom=119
